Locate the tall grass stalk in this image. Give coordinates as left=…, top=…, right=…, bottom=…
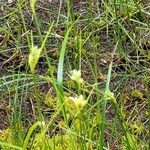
left=99, top=50, right=114, bottom=149
left=17, top=0, right=30, bottom=47
left=57, top=25, right=73, bottom=125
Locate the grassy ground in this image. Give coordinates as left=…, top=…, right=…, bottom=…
left=0, top=0, right=150, bottom=149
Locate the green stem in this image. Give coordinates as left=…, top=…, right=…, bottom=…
left=22, top=121, right=44, bottom=150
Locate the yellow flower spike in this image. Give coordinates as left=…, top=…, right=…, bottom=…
left=70, top=69, right=83, bottom=83
left=30, top=0, right=37, bottom=14
left=28, top=45, right=42, bottom=74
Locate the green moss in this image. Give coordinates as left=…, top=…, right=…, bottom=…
left=0, top=128, right=13, bottom=150
left=130, top=89, right=143, bottom=100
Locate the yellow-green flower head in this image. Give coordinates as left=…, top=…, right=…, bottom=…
left=28, top=45, right=42, bottom=74
left=30, top=0, right=37, bottom=14
left=70, top=69, right=83, bottom=83
left=39, top=121, right=45, bottom=127
left=68, top=94, right=87, bottom=108
left=104, top=90, right=116, bottom=103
